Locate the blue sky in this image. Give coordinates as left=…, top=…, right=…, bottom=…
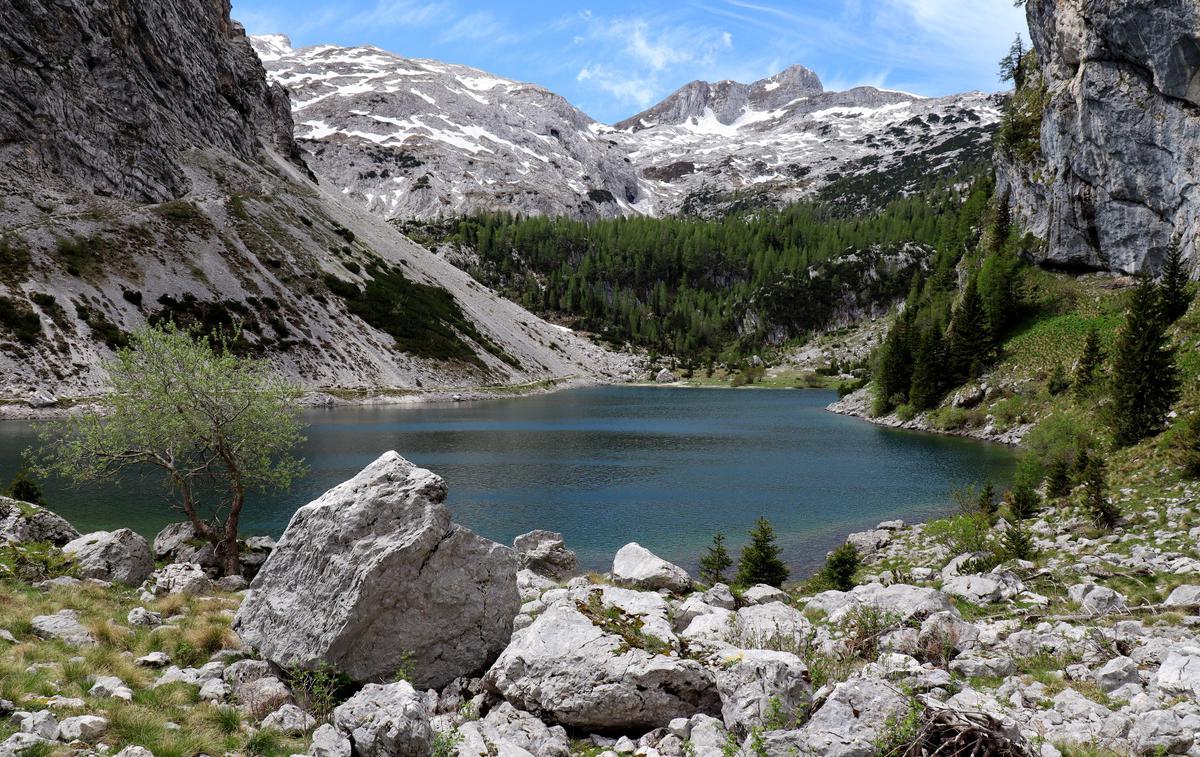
left=232, top=0, right=1027, bottom=124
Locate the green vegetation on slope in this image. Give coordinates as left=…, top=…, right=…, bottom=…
left=399, top=177, right=993, bottom=363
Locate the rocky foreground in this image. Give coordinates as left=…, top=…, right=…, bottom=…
left=4, top=454, right=1200, bottom=756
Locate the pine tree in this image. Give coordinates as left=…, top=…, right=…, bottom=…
left=977, top=481, right=998, bottom=518
left=999, top=34, right=1028, bottom=90
left=736, top=517, right=790, bottom=588
left=1045, top=456, right=1071, bottom=499
left=1002, top=522, right=1035, bottom=561
left=821, top=543, right=860, bottom=592
left=1007, top=481, right=1041, bottom=521
left=876, top=313, right=915, bottom=410
left=1073, top=328, right=1104, bottom=396
left=1082, top=457, right=1119, bottom=530
left=698, top=533, right=733, bottom=586
left=909, top=325, right=947, bottom=410
left=1160, top=242, right=1192, bottom=324
left=1047, top=363, right=1070, bottom=396
left=1110, top=276, right=1180, bottom=446
left=6, top=469, right=47, bottom=507
left=947, top=277, right=992, bottom=383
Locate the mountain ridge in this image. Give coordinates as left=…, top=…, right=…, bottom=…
left=250, top=35, right=1003, bottom=221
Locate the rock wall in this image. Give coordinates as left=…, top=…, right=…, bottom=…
left=0, top=0, right=302, bottom=203
left=998, top=0, right=1200, bottom=274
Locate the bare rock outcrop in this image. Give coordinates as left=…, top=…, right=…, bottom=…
left=998, top=0, right=1200, bottom=273
left=233, top=451, right=520, bottom=690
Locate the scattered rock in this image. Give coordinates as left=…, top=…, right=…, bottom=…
left=1068, top=583, right=1127, bottom=616
left=712, top=649, right=811, bottom=733
left=310, top=723, right=351, bottom=757
left=740, top=584, right=788, bottom=605
left=513, top=530, right=578, bottom=581
left=655, top=368, right=678, bottom=384
left=0, top=497, right=79, bottom=546
left=456, top=702, right=571, bottom=757
left=234, top=452, right=520, bottom=690
left=145, top=563, right=213, bottom=596
left=126, top=607, right=163, bottom=628
left=333, top=682, right=432, bottom=757
left=152, top=522, right=197, bottom=560
left=1163, top=585, right=1200, bottom=608
left=56, top=715, right=107, bottom=742
left=14, top=710, right=58, bottom=740
left=611, top=542, right=692, bottom=593
left=62, top=529, right=154, bottom=585
left=89, top=676, right=133, bottom=701
left=30, top=610, right=94, bottom=646
left=261, top=703, right=316, bottom=734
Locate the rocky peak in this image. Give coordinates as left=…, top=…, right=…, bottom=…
left=616, top=64, right=824, bottom=131
left=0, top=0, right=302, bottom=203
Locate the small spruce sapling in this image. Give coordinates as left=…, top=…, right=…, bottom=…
left=699, top=533, right=733, bottom=586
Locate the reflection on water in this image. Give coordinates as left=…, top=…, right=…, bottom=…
left=0, top=386, right=1016, bottom=575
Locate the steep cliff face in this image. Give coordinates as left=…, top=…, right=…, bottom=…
left=0, top=0, right=632, bottom=407
left=998, top=0, right=1200, bottom=273
left=0, top=0, right=302, bottom=202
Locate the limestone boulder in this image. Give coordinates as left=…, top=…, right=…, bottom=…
left=0, top=497, right=78, bottom=546
left=31, top=610, right=94, bottom=646
left=612, top=542, right=692, bottom=593
left=146, top=563, right=213, bottom=596
left=455, top=702, right=570, bottom=757
left=485, top=596, right=720, bottom=731
left=333, top=682, right=432, bottom=757
left=512, top=530, right=578, bottom=582
left=711, top=648, right=811, bottom=733
left=1068, top=583, right=1127, bottom=616
left=233, top=452, right=520, bottom=690
left=758, top=677, right=908, bottom=756
left=62, top=529, right=154, bottom=585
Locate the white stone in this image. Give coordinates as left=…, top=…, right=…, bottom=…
left=234, top=452, right=520, bottom=690
left=56, top=715, right=108, bottom=742
left=740, top=584, right=788, bottom=605
left=62, top=529, right=154, bottom=585
left=332, top=682, right=432, bottom=757
left=30, top=610, right=94, bottom=646
left=611, top=542, right=692, bottom=593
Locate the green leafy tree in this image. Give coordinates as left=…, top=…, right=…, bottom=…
left=821, top=543, right=860, bottom=591
left=1160, top=242, right=1192, bottom=323
left=699, top=533, right=733, bottom=586
left=1073, top=328, right=1104, bottom=396
left=1006, top=481, right=1041, bottom=521
left=32, top=324, right=307, bottom=576
left=736, top=517, right=790, bottom=588
left=6, top=469, right=47, bottom=507
left=1081, top=457, right=1118, bottom=530
left=1110, top=276, right=1180, bottom=446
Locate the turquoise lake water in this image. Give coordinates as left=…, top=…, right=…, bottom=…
left=0, top=386, right=1016, bottom=575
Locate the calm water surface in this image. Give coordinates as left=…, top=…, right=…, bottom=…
left=0, top=386, right=1016, bottom=575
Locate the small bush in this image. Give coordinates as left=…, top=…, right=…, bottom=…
left=925, top=513, right=991, bottom=555
left=821, top=543, right=860, bottom=591
left=0, top=296, right=42, bottom=344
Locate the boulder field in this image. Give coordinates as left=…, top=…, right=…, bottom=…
left=7, top=454, right=1200, bottom=756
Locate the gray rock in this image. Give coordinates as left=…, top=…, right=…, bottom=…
left=760, top=677, right=908, bottom=756
left=0, top=733, right=50, bottom=755
left=310, top=723, right=351, bottom=757
left=113, top=747, right=155, bottom=757
left=941, top=574, right=1004, bottom=605
left=0, top=497, right=79, bottom=546
left=740, top=584, right=788, bottom=606
left=1068, top=583, right=1127, bottom=616
left=127, top=607, right=163, bottom=628
left=198, top=678, right=230, bottom=702
left=62, top=529, right=154, bottom=585
left=261, top=703, right=316, bottom=734
left=846, top=529, right=891, bottom=555
left=612, top=542, right=691, bottom=593
left=699, top=584, right=737, bottom=610
left=30, top=610, right=94, bottom=646
left=1093, top=656, right=1140, bottom=692
left=1128, top=709, right=1192, bottom=755
left=216, top=575, right=249, bottom=592
left=56, top=715, right=107, bottom=742
left=711, top=649, right=810, bottom=733
left=486, top=599, right=720, bottom=731
left=89, top=675, right=133, bottom=701
left=152, top=522, right=197, bottom=560
left=917, top=612, right=980, bottom=659
left=1155, top=646, right=1200, bottom=697
left=949, top=653, right=1017, bottom=678
left=332, top=682, right=432, bottom=757
left=146, top=563, right=213, bottom=596
left=135, top=651, right=171, bottom=668
left=15, top=711, right=58, bottom=740
left=655, top=368, right=678, bottom=384
left=512, top=530, right=578, bottom=582
left=234, top=452, right=520, bottom=690
left=1163, top=585, right=1200, bottom=608
left=236, top=676, right=292, bottom=719
left=456, top=702, right=570, bottom=757
left=998, top=0, right=1200, bottom=274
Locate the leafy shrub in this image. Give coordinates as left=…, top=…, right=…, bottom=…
left=821, top=543, right=860, bottom=591
left=1015, top=413, right=1093, bottom=489
left=74, top=302, right=129, bottom=350
left=0, top=296, right=42, bottom=344
left=925, top=513, right=991, bottom=555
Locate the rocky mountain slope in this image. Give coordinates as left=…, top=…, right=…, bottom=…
left=0, top=1, right=633, bottom=409
left=251, top=37, right=1003, bottom=220
left=998, top=0, right=1200, bottom=274
left=250, top=35, right=647, bottom=221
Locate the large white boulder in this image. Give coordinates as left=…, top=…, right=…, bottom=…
left=1156, top=646, right=1200, bottom=698
left=512, top=530, right=578, bottom=582
left=806, top=583, right=954, bottom=624
left=1163, top=585, right=1200, bottom=608
left=758, top=677, right=909, bottom=756
left=711, top=648, right=811, bottom=733
left=612, top=542, right=692, bottom=593
left=485, top=593, right=720, bottom=730
left=0, top=497, right=78, bottom=546
left=145, top=563, right=212, bottom=596
left=332, top=682, right=432, bottom=757
left=1068, top=583, right=1127, bottom=616
left=233, top=452, right=520, bottom=689
left=62, top=529, right=153, bottom=585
